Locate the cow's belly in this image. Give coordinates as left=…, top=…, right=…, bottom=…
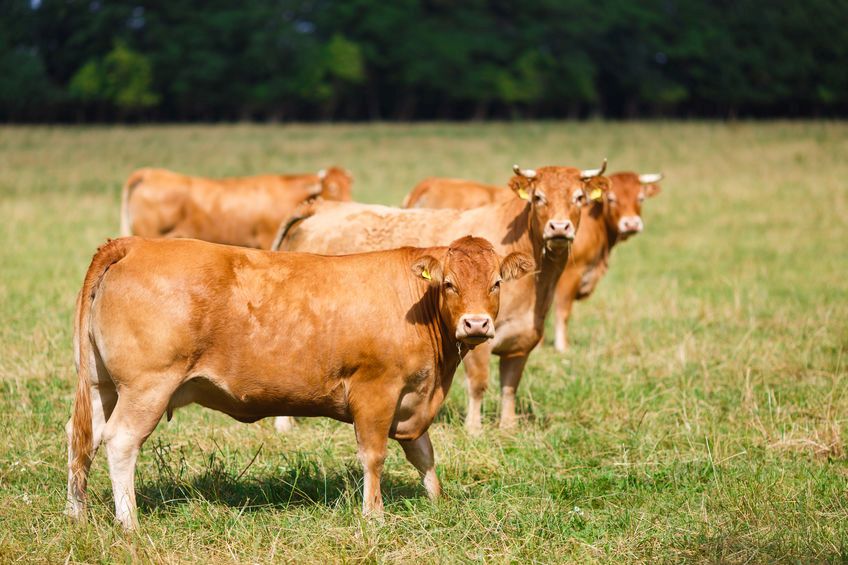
left=168, top=371, right=351, bottom=423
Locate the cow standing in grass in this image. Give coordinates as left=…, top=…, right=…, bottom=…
left=120, top=166, right=353, bottom=249
left=551, top=172, right=662, bottom=351
left=272, top=163, right=610, bottom=433
left=66, top=235, right=531, bottom=529
left=402, top=170, right=663, bottom=352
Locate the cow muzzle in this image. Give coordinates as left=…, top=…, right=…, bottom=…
left=618, top=216, right=644, bottom=236
left=456, top=314, right=495, bottom=346
left=543, top=220, right=575, bottom=248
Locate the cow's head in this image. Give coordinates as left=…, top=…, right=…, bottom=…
left=412, top=236, right=533, bottom=347
left=604, top=172, right=663, bottom=241
left=318, top=167, right=353, bottom=201
left=508, top=161, right=611, bottom=254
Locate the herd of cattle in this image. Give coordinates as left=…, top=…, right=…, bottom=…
left=67, top=160, right=663, bottom=529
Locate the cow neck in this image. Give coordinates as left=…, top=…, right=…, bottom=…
left=501, top=198, right=571, bottom=325
left=603, top=205, right=620, bottom=251
left=404, top=251, right=463, bottom=386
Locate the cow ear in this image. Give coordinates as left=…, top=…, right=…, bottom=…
left=500, top=252, right=534, bottom=281
left=584, top=175, right=611, bottom=202
left=643, top=183, right=661, bottom=198
left=411, top=255, right=443, bottom=285
left=508, top=176, right=533, bottom=202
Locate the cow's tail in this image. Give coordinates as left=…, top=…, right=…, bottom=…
left=270, top=200, right=319, bottom=251
left=70, top=238, right=132, bottom=494
left=119, top=169, right=147, bottom=236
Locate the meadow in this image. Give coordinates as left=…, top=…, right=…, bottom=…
left=0, top=122, right=846, bottom=563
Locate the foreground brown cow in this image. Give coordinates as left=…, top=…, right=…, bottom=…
left=66, top=235, right=530, bottom=529
left=552, top=172, right=662, bottom=351
left=272, top=162, right=610, bottom=433
left=120, top=166, right=353, bottom=249
left=401, top=170, right=663, bottom=352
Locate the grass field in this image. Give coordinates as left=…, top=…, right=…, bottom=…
left=0, top=122, right=846, bottom=563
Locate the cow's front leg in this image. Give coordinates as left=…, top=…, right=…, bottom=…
left=398, top=431, right=440, bottom=501
left=463, top=343, right=492, bottom=435
left=499, top=354, right=529, bottom=430
left=554, top=270, right=580, bottom=353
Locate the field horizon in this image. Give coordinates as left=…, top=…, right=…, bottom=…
left=1, top=121, right=846, bottom=563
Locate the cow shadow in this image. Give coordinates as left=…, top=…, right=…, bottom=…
left=129, top=447, right=425, bottom=515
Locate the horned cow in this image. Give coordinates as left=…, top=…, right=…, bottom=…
left=273, top=162, right=610, bottom=433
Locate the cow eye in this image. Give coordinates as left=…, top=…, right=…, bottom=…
left=637, top=193, right=646, bottom=203
left=443, top=280, right=457, bottom=293
left=572, top=189, right=586, bottom=206
left=490, top=280, right=501, bottom=293
left=533, top=191, right=546, bottom=205
left=607, top=194, right=617, bottom=205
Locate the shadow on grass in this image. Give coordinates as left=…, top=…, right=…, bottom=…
left=129, top=441, right=424, bottom=515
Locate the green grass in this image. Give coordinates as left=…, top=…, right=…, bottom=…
left=1, top=122, right=846, bottom=563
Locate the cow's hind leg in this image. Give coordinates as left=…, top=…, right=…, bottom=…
left=101, top=384, right=171, bottom=530
left=463, top=343, right=492, bottom=435
left=398, top=431, right=440, bottom=501
left=499, top=354, right=529, bottom=430
left=66, top=380, right=117, bottom=521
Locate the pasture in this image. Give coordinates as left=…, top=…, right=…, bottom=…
left=1, top=122, right=846, bottom=563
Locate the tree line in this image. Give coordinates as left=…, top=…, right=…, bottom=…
left=1, top=0, right=846, bottom=122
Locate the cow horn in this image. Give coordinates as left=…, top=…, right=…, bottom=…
left=638, top=172, right=663, bottom=184
left=580, top=158, right=608, bottom=180
left=317, top=169, right=327, bottom=180
left=512, top=164, right=537, bottom=178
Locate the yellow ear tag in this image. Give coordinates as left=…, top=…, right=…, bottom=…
left=590, top=188, right=603, bottom=201
left=421, top=269, right=432, bottom=281
left=518, top=188, right=530, bottom=201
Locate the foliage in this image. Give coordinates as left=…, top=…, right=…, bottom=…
left=68, top=41, right=159, bottom=112
left=0, top=0, right=846, bottom=120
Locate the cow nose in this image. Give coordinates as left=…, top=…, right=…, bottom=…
left=618, top=216, right=643, bottom=233
left=545, top=220, right=575, bottom=240
left=457, top=314, right=495, bottom=344
left=463, top=316, right=490, bottom=335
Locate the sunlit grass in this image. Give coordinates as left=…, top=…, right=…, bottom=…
left=0, top=122, right=846, bottom=562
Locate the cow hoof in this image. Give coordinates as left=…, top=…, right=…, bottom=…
left=65, top=503, right=87, bottom=523
left=464, top=422, right=483, bottom=436
left=498, top=419, right=517, bottom=431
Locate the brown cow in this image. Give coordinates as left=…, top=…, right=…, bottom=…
left=400, top=170, right=663, bottom=353
left=552, top=172, right=662, bottom=351
left=403, top=178, right=507, bottom=209
left=120, top=166, right=353, bottom=249
left=65, top=235, right=531, bottom=529
left=272, top=162, right=610, bottom=433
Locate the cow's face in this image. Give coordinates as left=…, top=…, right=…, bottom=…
left=605, top=172, right=662, bottom=241
left=509, top=164, right=611, bottom=254
left=318, top=167, right=353, bottom=201
left=412, top=236, right=533, bottom=347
